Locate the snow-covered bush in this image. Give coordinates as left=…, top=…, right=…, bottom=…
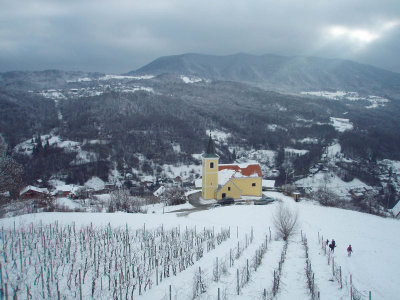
left=310, top=187, right=340, bottom=207
left=160, top=186, right=186, bottom=206
left=108, top=188, right=147, bottom=213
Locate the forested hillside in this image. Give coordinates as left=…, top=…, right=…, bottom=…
left=1, top=54, right=400, bottom=209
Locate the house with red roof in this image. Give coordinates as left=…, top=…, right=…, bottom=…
left=202, top=134, right=262, bottom=200
left=19, top=185, right=50, bottom=200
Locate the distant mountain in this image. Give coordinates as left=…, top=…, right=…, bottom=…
left=129, top=53, right=400, bottom=97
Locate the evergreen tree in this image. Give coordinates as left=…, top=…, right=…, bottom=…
left=0, top=137, right=23, bottom=201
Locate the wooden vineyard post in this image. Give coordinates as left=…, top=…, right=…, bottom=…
left=237, top=269, right=239, bottom=295
left=247, top=259, right=249, bottom=282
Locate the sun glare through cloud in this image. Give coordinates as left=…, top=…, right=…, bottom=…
left=329, top=26, right=378, bottom=43
left=327, top=20, right=400, bottom=45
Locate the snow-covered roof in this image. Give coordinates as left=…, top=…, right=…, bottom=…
left=84, top=177, right=105, bottom=191
left=153, top=186, right=165, bottom=197
left=392, top=200, right=400, bottom=217
left=20, top=185, right=49, bottom=196
left=262, top=180, right=275, bottom=188
left=217, top=164, right=262, bottom=186
left=141, top=175, right=154, bottom=183
left=219, top=164, right=262, bottom=177
left=195, top=179, right=202, bottom=188
left=218, top=169, right=237, bottom=186
left=284, top=148, right=309, bottom=156
left=54, top=185, right=75, bottom=192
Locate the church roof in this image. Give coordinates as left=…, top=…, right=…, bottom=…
left=202, top=134, right=219, bottom=158
left=218, top=163, right=262, bottom=179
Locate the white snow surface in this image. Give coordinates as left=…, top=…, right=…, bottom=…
left=325, top=143, right=341, bottom=158
left=162, top=163, right=201, bottom=181
left=39, top=90, right=66, bottom=99
left=181, top=75, right=203, bottom=83
left=267, top=124, right=287, bottom=131
left=209, top=129, right=231, bottom=143
left=99, top=74, right=155, bottom=81
left=298, top=137, right=319, bottom=144
left=1, top=192, right=399, bottom=299
left=14, top=135, right=81, bottom=156
left=67, top=75, right=155, bottom=82
left=330, top=117, right=353, bottom=132
left=84, top=176, right=105, bottom=191
left=285, top=148, right=309, bottom=156
left=295, top=171, right=370, bottom=197
left=301, top=91, right=389, bottom=109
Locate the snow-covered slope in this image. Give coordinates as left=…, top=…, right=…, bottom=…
left=1, top=192, right=398, bottom=299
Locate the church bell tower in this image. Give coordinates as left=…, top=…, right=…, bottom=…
left=202, top=134, right=219, bottom=199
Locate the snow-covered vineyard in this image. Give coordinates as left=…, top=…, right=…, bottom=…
left=1, top=192, right=399, bottom=299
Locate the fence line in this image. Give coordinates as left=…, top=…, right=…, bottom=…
left=302, top=233, right=320, bottom=300
left=318, top=233, right=371, bottom=300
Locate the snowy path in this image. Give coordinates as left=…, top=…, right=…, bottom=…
left=276, top=236, right=309, bottom=300
left=308, top=236, right=349, bottom=300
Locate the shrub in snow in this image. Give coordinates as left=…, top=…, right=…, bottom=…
left=108, top=188, right=147, bottom=213
left=273, top=204, right=298, bottom=241
left=310, top=187, right=340, bottom=207
left=160, top=186, right=186, bottom=206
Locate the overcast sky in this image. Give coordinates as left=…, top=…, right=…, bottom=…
left=1, top=0, right=400, bottom=73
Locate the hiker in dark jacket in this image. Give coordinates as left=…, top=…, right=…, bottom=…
left=329, top=239, right=336, bottom=253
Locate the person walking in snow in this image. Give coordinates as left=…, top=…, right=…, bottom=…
left=347, top=245, right=353, bottom=256
left=329, top=239, right=336, bottom=253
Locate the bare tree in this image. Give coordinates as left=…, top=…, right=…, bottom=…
left=108, top=188, right=146, bottom=213
left=273, top=204, right=299, bottom=241
left=160, top=186, right=186, bottom=206
left=0, top=136, right=23, bottom=201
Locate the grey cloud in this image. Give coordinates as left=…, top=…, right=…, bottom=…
left=0, top=0, right=399, bottom=73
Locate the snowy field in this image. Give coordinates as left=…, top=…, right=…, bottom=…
left=295, top=171, right=370, bottom=197
left=300, top=91, right=389, bottom=109
left=0, top=192, right=399, bottom=300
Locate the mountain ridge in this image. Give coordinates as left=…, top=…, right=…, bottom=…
left=128, top=53, right=400, bottom=96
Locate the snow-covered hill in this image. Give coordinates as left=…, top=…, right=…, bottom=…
left=1, top=192, right=398, bottom=299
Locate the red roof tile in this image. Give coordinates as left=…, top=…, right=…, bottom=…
left=218, top=164, right=262, bottom=177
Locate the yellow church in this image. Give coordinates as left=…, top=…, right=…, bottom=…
left=201, top=135, right=262, bottom=200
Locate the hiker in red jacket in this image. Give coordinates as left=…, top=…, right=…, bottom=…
left=347, top=245, right=353, bottom=256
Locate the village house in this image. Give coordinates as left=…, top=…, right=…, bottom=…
left=262, top=179, right=275, bottom=191
left=20, top=185, right=50, bottom=200
left=201, top=135, right=262, bottom=200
